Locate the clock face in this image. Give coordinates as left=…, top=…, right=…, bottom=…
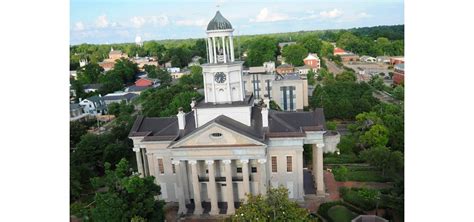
left=214, top=72, right=226, bottom=83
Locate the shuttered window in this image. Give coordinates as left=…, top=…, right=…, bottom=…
left=158, top=158, right=164, bottom=174
left=286, top=156, right=293, bottom=172
left=271, top=156, right=277, bottom=173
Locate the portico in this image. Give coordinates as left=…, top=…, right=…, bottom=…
left=169, top=157, right=267, bottom=215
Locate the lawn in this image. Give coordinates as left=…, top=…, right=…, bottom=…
left=327, top=205, right=358, bottom=222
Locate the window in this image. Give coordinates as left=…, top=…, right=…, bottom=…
left=251, top=167, right=257, bottom=173
left=158, top=158, right=164, bottom=174
left=237, top=167, right=242, bottom=173
left=210, top=132, right=222, bottom=138
left=286, top=156, right=293, bottom=172
left=271, top=156, right=277, bottom=173
left=172, top=163, right=176, bottom=174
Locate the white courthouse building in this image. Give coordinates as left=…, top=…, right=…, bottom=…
left=129, top=11, right=327, bottom=216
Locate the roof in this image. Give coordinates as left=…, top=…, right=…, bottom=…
left=83, top=84, right=103, bottom=90
left=304, top=53, right=319, bottom=60
left=394, top=63, right=405, bottom=70
left=109, top=50, right=122, bottom=55
left=103, top=92, right=137, bottom=101
left=276, top=73, right=301, bottom=80
left=277, top=64, right=294, bottom=69
left=70, top=103, right=82, bottom=110
left=195, top=94, right=254, bottom=109
left=129, top=104, right=326, bottom=142
left=86, top=95, right=104, bottom=103
left=127, top=85, right=150, bottom=92
left=248, top=66, right=266, bottom=74
left=207, top=11, right=233, bottom=31
left=334, top=47, right=346, bottom=53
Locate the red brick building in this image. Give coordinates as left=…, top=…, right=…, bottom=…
left=303, top=53, right=320, bottom=70
left=390, top=57, right=405, bottom=66
left=276, top=64, right=294, bottom=75
left=393, top=63, right=405, bottom=85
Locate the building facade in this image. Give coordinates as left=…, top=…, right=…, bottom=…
left=128, top=11, right=327, bottom=216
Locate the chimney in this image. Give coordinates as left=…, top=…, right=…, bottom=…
left=261, top=104, right=269, bottom=128
left=263, top=97, right=270, bottom=109
left=177, top=107, right=186, bottom=130
left=190, top=97, right=196, bottom=109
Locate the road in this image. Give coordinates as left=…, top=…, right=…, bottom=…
left=323, top=57, right=343, bottom=75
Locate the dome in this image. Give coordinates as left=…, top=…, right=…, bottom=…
left=207, top=11, right=232, bottom=31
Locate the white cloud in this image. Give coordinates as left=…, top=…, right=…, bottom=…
left=130, top=15, right=169, bottom=28
left=130, top=16, right=146, bottom=28
left=74, top=22, right=85, bottom=31
left=175, top=19, right=207, bottom=27
left=356, top=12, right=371, bottom=19
left=96, top=15, right=109, bottom=28
left=319, top=9, right=343, bottom=19
left=251, top=8, right=290, bottom=23
left=149, top=15, right=169, bottom=26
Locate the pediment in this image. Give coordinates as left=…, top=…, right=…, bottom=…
left=170, top=122, right=265, bottom=148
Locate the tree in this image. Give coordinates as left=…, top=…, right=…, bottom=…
left=179, top=65, right=203, bottom=88
left=369, top=75, right=385, bottom=91
left=298, top=35, right=322, bottom=55
left=232, top=186, right=312, bottom=222
left=111, top=58, right=140, bottom=84
left=335, top=70, right=356, bottom=82
left=77, top=63, right=104, bottom=84
left=360, top=124, right=389, bottom=148
left=156, top=68, right=172, bottom=86
left=360, top=146, right=403, bottom=176
left=307, top=69, right=316, bottom=86
left=90, top=159, right=164, bottom=221
left=143, top=64, right=159, bottom=79
left=70, top=121, right=89, bottom=148
left=246, top=36, right=277, bottom=66
left=393, top=85, right=404, bottom=100
left=281, top=44, right=308, bottom=66
left=320, top=41, right=335, bottom=58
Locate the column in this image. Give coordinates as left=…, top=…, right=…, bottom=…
left=258, top=158, right=267, bottom=195
left=141, top=149, right=149, bottom=176
left=212, top=37, right=217, bottom=63
left=222, top=36, right=227, bottom=63
left=206, top=160, right=219, bottom=215
left=316, top=144, right=325, bottom=196
left=133, top=147, right=144, bottom=177
left=223, top=159, right=235, bottom=215
left=241, top=159, right=250, bottom=202
left=172, top=160, right=187, bottom=215
left=229, top=35, right=235, bottom=62
left=189, top=160, right=203, bottom=215
left=207, top=37, right=213, bottom=63
left=312, top=144, right=317, bottom=176
left=212, top=75, right=217, bottom=103
left=296, top=149, right=304, bottom=199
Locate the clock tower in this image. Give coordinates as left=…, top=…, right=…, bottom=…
left=202, top=11, right=245, bottom=104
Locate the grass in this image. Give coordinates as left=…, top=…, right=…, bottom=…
left=327, top=205, right=358, bottom=222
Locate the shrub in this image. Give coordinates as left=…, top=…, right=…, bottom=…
left=340, top=188, right=382, bottom=211
left=333, top=166, right=349, bottom=181
left=318, top=201, right=363, bottom=222
left=324, top=153, right=363, bottom=164
left=326, top=121, right=337, bottom=131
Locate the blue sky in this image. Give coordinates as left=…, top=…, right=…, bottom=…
left=70, top=0, right=404, bottom=45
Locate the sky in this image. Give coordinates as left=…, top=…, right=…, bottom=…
left=70, top=0, right=404, bottom=45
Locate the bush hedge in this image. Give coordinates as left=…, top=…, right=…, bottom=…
left=332, top=166, right=391, bottom=182
left=324, top=153, right=364, bottom=164
left=340, top=187, right=382, bottom=211
left=318, top=201, right=364, bottom=222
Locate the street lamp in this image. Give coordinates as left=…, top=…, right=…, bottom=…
left=336, top=150, right=340, bottom=156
